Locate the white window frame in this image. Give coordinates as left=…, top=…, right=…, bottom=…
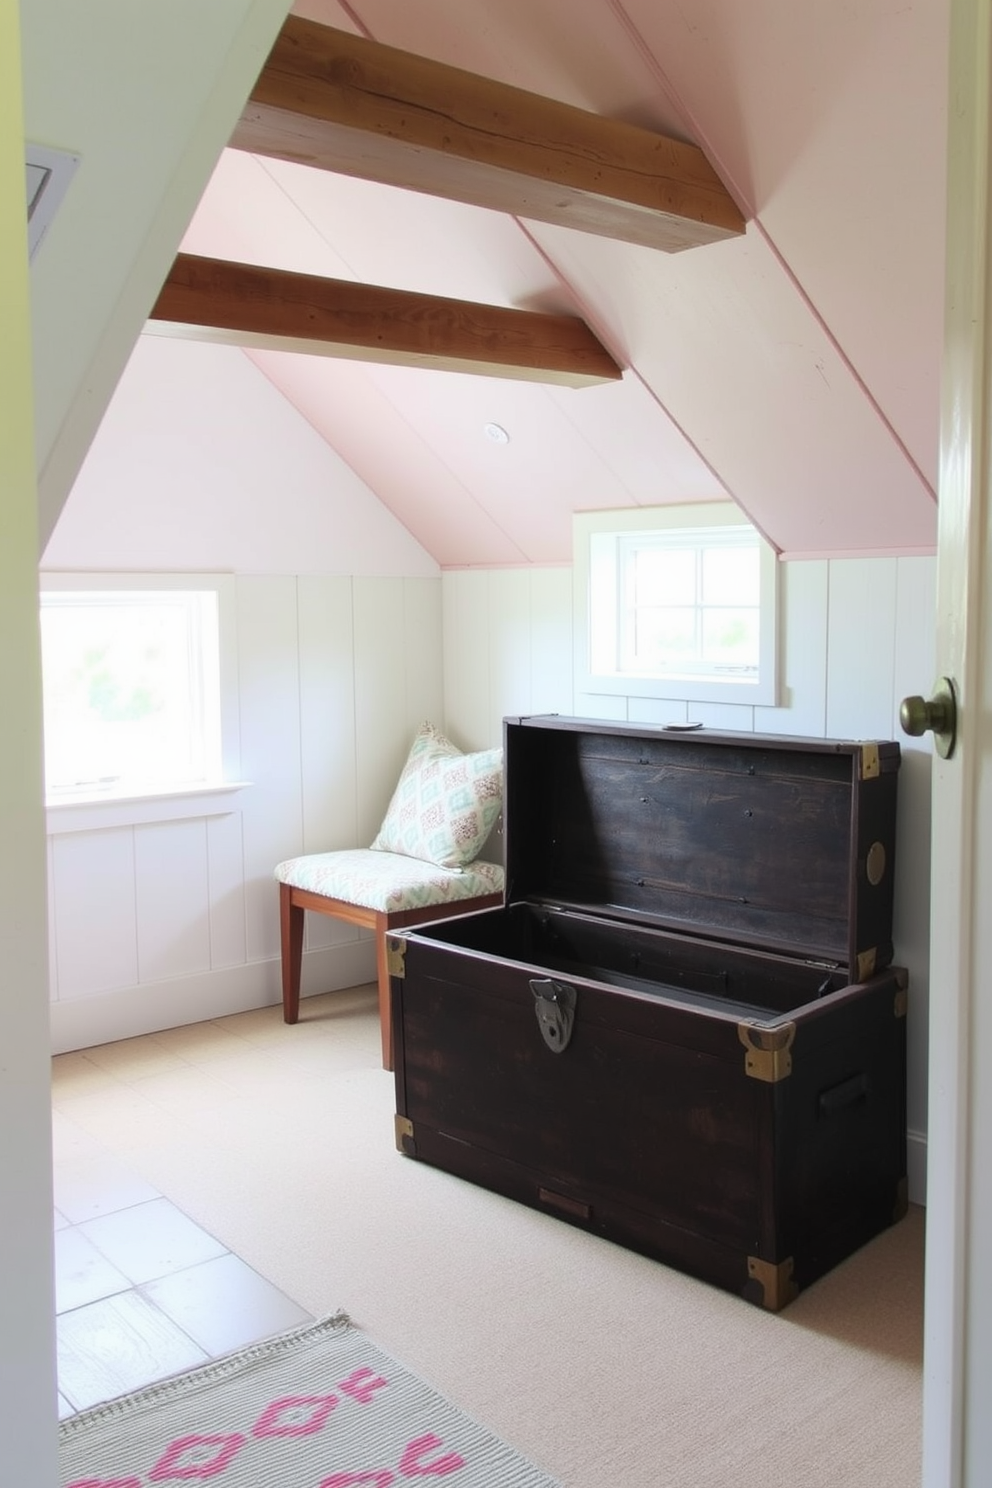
left=39, top=572, right=244, bottom=821
left=574, top=504, right=780, bottom=707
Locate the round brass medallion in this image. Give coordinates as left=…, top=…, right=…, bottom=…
left=866, top=841, right=886, bottom=886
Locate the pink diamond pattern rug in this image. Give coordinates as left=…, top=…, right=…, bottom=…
left=59, top=1312, right=560, bottom=1488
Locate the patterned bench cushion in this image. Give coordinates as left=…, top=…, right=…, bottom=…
left=274, top=849, right=504, bottom=914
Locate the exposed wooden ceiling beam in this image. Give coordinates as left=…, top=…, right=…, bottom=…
left=230, top=18, right=745, bottom=253
left=148, top=254, right=624, bottom=387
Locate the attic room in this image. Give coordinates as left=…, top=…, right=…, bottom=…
left=6, top=2, right=992, bottom=1486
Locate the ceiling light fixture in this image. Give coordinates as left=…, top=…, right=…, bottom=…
left=484, top=423, right=510, bottom=444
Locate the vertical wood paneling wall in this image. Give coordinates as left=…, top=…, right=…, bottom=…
left=48, top=553, right=933, bottom=1200
left=48, top=574, right=443, bottom=1053
left=442, top=555, right=936, bottom=1203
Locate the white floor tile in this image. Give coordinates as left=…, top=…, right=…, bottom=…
left=50, top=1108, right=109, bottom=1162
left=55, top=1227, right=131, bottom=1314
left=57, top=1290, right=208, bottom=1411
left=82, top=1036, right=192, bottom=1079
left=78, top=1197, right=227, bottom=1285
left=53, top=1151, right=161, bottom=1223
left=50, top=1052, right=118, bottom=1103
left=142, top=1253, right=311, bottom=1356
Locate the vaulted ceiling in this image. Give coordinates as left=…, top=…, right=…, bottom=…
left=168, top=0, right=947, bottom=567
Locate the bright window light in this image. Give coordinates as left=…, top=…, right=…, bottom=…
left=40, top=589, right=222, bottom=797
left=575, top=505, right=779, bottom=707
left=616, top=528, right=761, bottom=678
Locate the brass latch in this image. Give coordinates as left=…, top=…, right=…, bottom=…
left=738, top=1021, right=796, bottom=1083
left=747, top=1255, right=798, bottom=1312
left=394, top=1114, right=414, bottom=1152
left=387, top=936, right=407, bottom=979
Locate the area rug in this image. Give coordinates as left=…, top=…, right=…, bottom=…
left=59, top=1311, right=560, bottom=1488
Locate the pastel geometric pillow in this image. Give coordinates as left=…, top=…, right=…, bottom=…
left=371, top=721, right=503, bottom=871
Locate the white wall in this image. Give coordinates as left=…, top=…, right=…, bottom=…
left=42, top=337, right=438, bottom=577
left=42, top=330, right=935, bottom=1200
left=47, top=572, right=443, bottom=1052
left=1, top=3, right=58, bottom=1478
left=442, top=556, right=935, bottom=1203
left=42, top=335, right=444, bottom=1052
left=21, top=0, right=293, bottom=548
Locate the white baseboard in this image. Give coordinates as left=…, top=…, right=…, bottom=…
left=49, top=940, right=376, bottom=1054
left=907, top=1128, right=927, bottom=1207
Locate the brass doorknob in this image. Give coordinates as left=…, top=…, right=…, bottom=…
left=899, top=676, right=958, bottom=759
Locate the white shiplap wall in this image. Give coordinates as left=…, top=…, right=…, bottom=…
left=48, top=575, right=443, bottom=1052
left=442, top=555, right=935, bottom=1203
left=46, top=548, right=934, bottom=1201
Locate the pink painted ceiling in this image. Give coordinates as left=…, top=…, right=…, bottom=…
left=180, top=0, right=946, bottom=565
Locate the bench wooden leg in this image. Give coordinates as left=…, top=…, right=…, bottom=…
left=280, top=882, right=305, bottom=1024
left=375, top=913, right=394, bottom=1072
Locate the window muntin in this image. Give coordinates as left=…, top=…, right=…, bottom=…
left=576, top=505, right=778, bottom=707
left=617, top=529, right=761, bottom=678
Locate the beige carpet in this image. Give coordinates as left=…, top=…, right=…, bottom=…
left=52, top=985, right=923, bottom=1488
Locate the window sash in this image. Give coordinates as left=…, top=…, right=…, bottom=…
left=575, top=505, right=779, bottom=708
left=40, top=585, right=224, bottom=799
left=616, top=530, right=761, bottom=679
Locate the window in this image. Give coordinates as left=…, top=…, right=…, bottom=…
left=39, top=575, right=237, bottom=801
left=575, top=505, right=779, bottom=706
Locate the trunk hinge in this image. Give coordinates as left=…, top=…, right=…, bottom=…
left=856, top=948, right=877, bottom=981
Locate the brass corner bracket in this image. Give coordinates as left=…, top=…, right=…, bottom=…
left=394, top=1113, right=414, bottom=1153
left=859, top=744, right=880, bottom=780
left=386, top=936, right=407, bottom=979
left=747, top=1255, right=799, bottom=1312
left=738, top=1021, right=796, bottom=1083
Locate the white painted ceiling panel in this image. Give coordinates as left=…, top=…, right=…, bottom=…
left=535, top=222, right=937, bottom=556
left=173, top=0, right=947, bottom=566
left=246, top=349, right=532, bottom=567
left=255, top=159, right=574, bottom=312
left=617, top=0, right=947, bottom=489
left=296, top=0, right=687, bottom=129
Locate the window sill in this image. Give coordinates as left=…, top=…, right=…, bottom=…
left=577, top=673, right=777, bottom=707
left=46, top=781, right=251, bottom=835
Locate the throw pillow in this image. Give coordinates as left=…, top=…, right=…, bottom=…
left=371, top=721, right=503, bottom=871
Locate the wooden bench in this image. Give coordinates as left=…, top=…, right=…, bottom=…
left=275, top=849, right=504, bottom=1070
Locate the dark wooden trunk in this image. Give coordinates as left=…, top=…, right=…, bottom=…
left=390, top=717, right=907, bottom=1311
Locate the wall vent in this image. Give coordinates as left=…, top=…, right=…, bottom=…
left=25, top=143, right=80, bottom=260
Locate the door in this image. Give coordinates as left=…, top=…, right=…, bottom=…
left=921, top=2, right=992, bottom=1483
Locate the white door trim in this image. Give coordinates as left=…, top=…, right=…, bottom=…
left=922, top=2, right=992, bottom=1483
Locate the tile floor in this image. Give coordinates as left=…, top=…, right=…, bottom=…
left=49, top=993, right=372, bottom=1418
left=53, top=1181, right=311, bottom=1417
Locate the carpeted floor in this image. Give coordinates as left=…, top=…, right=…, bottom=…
left=52, top=984, right=924, bottom=1488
